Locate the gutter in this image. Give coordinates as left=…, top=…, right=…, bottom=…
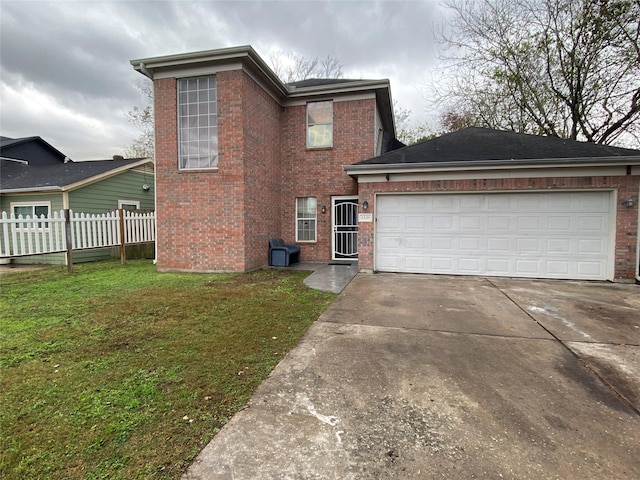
left=344, top=156, right=640, bottom=175
left=0, top=186, right=62, bottom=194
left=0, top=157, right=29, bottom=165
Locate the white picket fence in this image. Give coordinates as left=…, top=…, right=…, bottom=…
left=0, top=209, right=155, bottom=260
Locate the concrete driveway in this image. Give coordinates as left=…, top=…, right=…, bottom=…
left=184, top=274, right=640, bottom=479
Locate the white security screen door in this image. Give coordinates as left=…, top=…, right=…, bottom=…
left=332, top=197, right=359, bottom=260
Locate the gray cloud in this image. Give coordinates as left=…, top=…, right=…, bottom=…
left=1, top=0, right=443, bottom=160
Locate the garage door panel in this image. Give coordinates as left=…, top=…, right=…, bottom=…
left=578, top=216, right=607, bottom=232
left=375, top=192, right=612, bottom=280
left=547, top=238, right=571, bottom=253
left=578, top=239, right=605, bottom=254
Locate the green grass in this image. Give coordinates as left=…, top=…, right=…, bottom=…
left=0, top=260, right=336, bottom=479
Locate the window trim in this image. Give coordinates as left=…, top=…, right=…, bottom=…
left=295, top=197, right=317, bottom=243
left=118, top=200, right=140, bottom=211
left=306, top=100, right=333, bottom=149
left=10, top=201, right=51, bottom=231
left=177, top=75, right=219, bottom=171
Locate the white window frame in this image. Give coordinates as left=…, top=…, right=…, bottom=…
left=177, top=75, right=218, bottom=170
left=118, top=200, right=140, bottom=211
left=10, top=201, right=51, bottom=231
left=307, top=101, right=333, bottom=149
left=296, top=197, right=317, bottom=242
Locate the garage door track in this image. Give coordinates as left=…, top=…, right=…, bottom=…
left=184, top=274, right=640, bottom=479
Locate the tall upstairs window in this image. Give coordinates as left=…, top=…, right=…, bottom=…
left=178, top=76, right=218, bottom=169
left=307, top=101, right=333, bottom=148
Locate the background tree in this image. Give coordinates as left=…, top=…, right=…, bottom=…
left=433, top=0, right=640, bottom=146
left=124, top=80, right=154, bottom=158
left=394, top=102, right=435, bottom=144
left=269, top=51, right=344, bottom=82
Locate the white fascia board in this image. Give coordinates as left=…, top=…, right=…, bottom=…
left=132, top=46, right=289, bottom=98
left=286, top=79, right=391, bottom=98
left=355, top=166, right=629, bottom=183
left=0, top=186, right=62, bottom=194
left=153, top=62, right=243, bottom=80
left=345, top=157, right=640, bottom=176
left=284, top=91, right=376, bottom=107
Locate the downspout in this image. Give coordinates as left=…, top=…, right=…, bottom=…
left=137, top=62, right=157, bottom=265
left=138, top=62, right=152, bottom=79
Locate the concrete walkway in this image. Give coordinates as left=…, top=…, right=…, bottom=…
left=288, top=261, right=358, bottom=294
left=183, top=274, right=640, bottom=479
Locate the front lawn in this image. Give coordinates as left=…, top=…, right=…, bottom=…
left=0, top=260, right=335, bottom=479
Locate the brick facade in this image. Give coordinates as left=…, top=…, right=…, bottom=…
left=153, top=69, right=376, bottom=272
left=357, top=175, right=639, bottom=280
left=140, top=46, right=638, bottom=281
left=280, top=99, right=374, bottom=261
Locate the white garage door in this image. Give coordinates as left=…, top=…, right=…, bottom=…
left=375, top=192, right=613, bottom=280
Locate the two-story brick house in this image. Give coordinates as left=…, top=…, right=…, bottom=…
left=133, top=45, right=639, bottom=282
left=131, top=45, right=397, bottom=273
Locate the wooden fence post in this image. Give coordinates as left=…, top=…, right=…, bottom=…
left=119, top=209, right=126, bottom=265
left=64, top=209, right=73, bottom=273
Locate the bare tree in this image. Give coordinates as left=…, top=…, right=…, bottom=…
left=124, top=80, right=154, bottom=158
left=433, top=0, right=640, bottom=146
left=394, top=101, right=435, bottom=144
left=269, top=51, right=343, bottom=82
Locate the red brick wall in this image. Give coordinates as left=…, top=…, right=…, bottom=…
left=280, top=98, right=375, bottom=261
left=357, top=175, right=639, bottom=280
left=241, top=72, right=282, bottom=269
left=153, top=71, right=249, bottom=271
left=155, top=69, right=378, bottom=271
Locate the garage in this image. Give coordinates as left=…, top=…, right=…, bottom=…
left=375, top=191, right=614, bottom=280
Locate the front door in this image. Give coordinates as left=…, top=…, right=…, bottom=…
left=332, top=196, right=358, bottom=260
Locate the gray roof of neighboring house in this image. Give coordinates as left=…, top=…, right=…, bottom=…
left=354, top=127, right=640, bottom=166
left=0, top=135, right=69, bottom=163
left=1, top=158, right=150, bottom=192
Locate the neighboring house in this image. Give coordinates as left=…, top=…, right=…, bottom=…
left=1, top=137, right=155, bottom=264
left=131, top=45, right=639, bottom=282
left=1, top=135, right=69, bottom=166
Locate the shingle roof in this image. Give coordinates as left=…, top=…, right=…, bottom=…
left=356, top=127, right=640, bottom=165
left=1, top=158, right=149, bottom=191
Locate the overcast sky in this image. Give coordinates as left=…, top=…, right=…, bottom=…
left=1, top=0, right=447, bottom=160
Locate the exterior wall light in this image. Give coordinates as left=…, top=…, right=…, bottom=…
left=142, top=184, right=151, bottom=191
left=622, top=197, right=635, bottom=207
left=321, top=206, right=327, bottom=214
left=362, top=200, right=369, bottom=211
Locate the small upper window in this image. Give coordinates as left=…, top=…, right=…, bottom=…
left=118, top=200, right=140, bottom=211
left=307, top=101, right=333, bottom=148
left=178, top=76, right=218, bottom=170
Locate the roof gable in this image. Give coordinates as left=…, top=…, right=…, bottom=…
left=0, top=136, right=69, bottom=166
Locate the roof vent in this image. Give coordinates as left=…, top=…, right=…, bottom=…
left=113, top=155, right=124, bottom=161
